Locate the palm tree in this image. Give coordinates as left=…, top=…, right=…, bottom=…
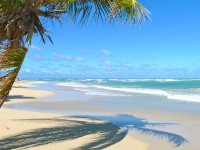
left=0, top=0, right=150, bottom=108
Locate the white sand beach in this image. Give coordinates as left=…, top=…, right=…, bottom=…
left=1, top=80, right=200, bottom=150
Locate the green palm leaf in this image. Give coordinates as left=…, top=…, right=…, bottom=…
left=0, top=46, right=27, bottom=107
left=0, top=0, right=150, bottom=107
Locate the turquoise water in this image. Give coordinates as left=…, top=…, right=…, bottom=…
left=8, top=78, right=200, bottom=116
left=25, top=78, right=200, bottom=103
left=27, top=78, right=200, bottom=89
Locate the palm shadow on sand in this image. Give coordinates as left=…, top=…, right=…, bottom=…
left=7, top=95, right=36, bottom=100
left=84, top=114, right=188, bottom=147
left=5, top=95, right=36, bottom=103
left=0, top=114, right=188, bottom=150
left=0, top=117, right=126, bottom=150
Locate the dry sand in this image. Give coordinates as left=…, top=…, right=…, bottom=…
left=0, top=81, right=200, bottom=150
left=0, top=81, right=148, bottom=150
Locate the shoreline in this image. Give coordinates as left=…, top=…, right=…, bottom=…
left=1, top=81, right=148, bottom=150
left=1, top=80, right=200, bottom=149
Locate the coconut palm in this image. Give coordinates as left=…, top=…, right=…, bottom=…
left=0, top=0, right=150, bottom=108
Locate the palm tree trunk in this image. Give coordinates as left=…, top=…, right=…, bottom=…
left=0, top=44, right=27, bottom=108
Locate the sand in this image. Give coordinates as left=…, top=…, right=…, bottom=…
left=0, top=81, right=147, bottom=150
left=0, top=80, right=200, bottom=150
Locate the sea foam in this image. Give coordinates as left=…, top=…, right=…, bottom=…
left=56, top=80, right=200, bottom=103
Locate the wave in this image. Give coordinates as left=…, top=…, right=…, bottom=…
left=108, top=79, right=157, bottom=82
left=155, top=79, right=180, bottom=82
left=85, top=92, right=131, bottom=97
left=93, top=85, right=200, bottom=102
left=56, top=82, right=89, bottom=88
left=167, top=94, right=200, bottom=102
left=155, top=79, right=200, bottom=82
left=92, top=85, right=169, bottom=96
left=56, top=82, right=200, bottom=103
left=108, top=78, right=200, bottom=82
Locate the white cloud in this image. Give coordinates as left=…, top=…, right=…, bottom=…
left=75, top=57, right=85, bottom=62
left=102, top=49, right=112, bottom=55
left=31, top=55, right=42, bottom=61
left=105, top=61, right=111, bottom=65
left=53, top=52, right=85, bottom=62
left=30, top=55, right=50, bottom=62
left=53, top=52, right=73, bottom=61
left=25, top=69, right=31, bottom=73
left=122, top=63, right=133, bottom=69
left=30, top=45, right=42, bottom=51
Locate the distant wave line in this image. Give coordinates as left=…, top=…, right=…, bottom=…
left=56, top=83, right=200, bottom=102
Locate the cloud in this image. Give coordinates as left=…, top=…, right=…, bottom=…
left=96, top=57, right=112, bottom=66
left=58, top=64, right=72, bottom=67
left=138, top=64, right=154, bottom=70
left=25, top=69, right=31, bottom=73
left=97, top=59, right=113, bottom=67
left=138, top=56, right=158, bottom=60
left=160, top=67, right=189, bottom=75
left=53, top=52, right=85, bottom=62
left=122, top=63, right=133, bottom=70
left=53, top=52, right=73, bottom=61
left=30, top=55, right=43, bottom=61
left=75, top=65, right=97, bottom=75
left=104, top=61, right=111, bottom=65
left=75, top=57, right=85, bottom=62
left=102, top=49, right=112, bottom=56
left=30, top=55, right=50, bottom=62
left=30, top=45, right=42, bottom=51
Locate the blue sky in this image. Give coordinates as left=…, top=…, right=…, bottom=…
left=19, top=0, right=200, bottom=78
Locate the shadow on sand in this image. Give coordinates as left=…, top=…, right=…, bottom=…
left=6, top=95, right=36, bottom=102
left=0, top=116, right=127, bottom=150
left=12, top=86, right=28, bottom=89
left=0, top=114, right=188, bottom=150
left=84, top=114, right=188, bottom=147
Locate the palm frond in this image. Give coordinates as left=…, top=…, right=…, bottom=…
left=110, top=0, right=151, bottom=24
left=0, top=0, right=150, bottom=108
left=43, top=0, right=150, bottom=25
left=0, top=45, right=27, bottom=107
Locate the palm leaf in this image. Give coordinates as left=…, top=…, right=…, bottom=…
left=43, top=0, right=150, bottom=25
left=0, top=45, right=27, bottom=107
left=0, top=0, right=150, bottom=108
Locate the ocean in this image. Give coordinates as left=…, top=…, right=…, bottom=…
left=8, top=78, right=200, bottom=149
left=36, top=78, right=200, bottom=103
left=15, top=78, right=200, bottom=115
